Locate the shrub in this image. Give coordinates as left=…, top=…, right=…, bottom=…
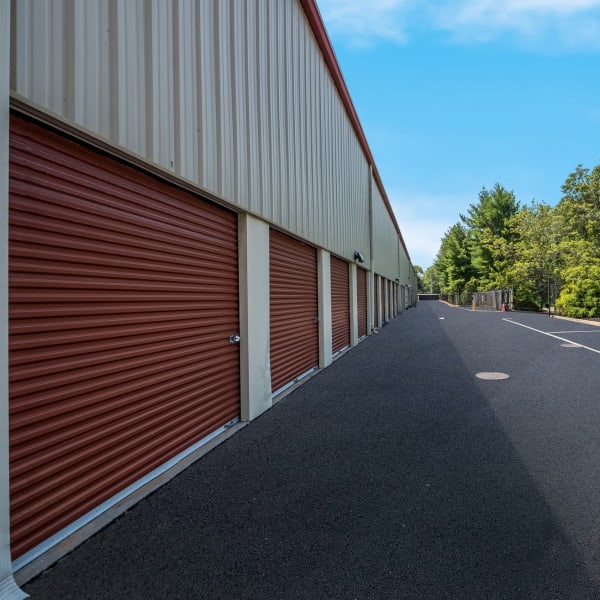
left=513, top=286, right=540, bottom=311
left=556, top=275, right=600, bottom=318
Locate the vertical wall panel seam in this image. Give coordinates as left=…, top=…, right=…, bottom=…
left=172, top=0, right=180, bottom=179
left=2, top=0, right=28, bottom=592
left=277, top=2, right=288, bottom=230
left=300, top=21, right=308, bottom=231
left=256, top=0, right=266, bottom=218
left=231, top=1, right=242, bottom=209
left=215, top=0, right=223, bottom=194
left=108, top=0, right=118, bottom=142
left=25, top=0, right=33, bottom=98
left=143, top=2, right=153, bottom=160
left=307, top=37, right=314, bottom=238
left=260, top=0, right=269, bottom=217
left=280, top=1, right=290, bottom=229
left=63, top=0, right=74, bottom=121
left=246, top=3, right=259, bottom=214
left=194, top=1, right=206, bottom=191
left=293, top=5, right=301, bottom=230
left=269, top=1, right=279, bottom=225
left=8, top=0, right=17, bottom=95
left=271, top=0, right=279, bottom=226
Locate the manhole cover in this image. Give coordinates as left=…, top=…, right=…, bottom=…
left=476, top=372, right=510, bottom=380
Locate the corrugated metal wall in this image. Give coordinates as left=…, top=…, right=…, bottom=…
left=399, top=245, right=411, bottom=287
left=372, top=181, right=400, bottom=280
left=10, top=0, right=370, bottom=263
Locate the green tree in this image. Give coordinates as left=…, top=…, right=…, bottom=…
left=429, top=163, right=600, bottom=317
left=423, top=264, right=442, bottom=294
left=556, top=260, right=600, bottom=318
left=461, top=184, right=520, bottom=287
left=507, top=202, right=561, bottom=309
left=413, top=265, right=425, bottom=292
left=554, top=165, right=600, bottom=316
left=434, top=223, right=477, bottom=294
left=556, top=164, right=600, bottom=249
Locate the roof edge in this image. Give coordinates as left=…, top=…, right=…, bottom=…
left=298, top=0, right=411, bottom=263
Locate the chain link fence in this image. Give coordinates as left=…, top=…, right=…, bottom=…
left=440, top=289, right=513, bottom=311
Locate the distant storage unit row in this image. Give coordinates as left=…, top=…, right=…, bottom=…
left=0, top=0, right=418, bottom=591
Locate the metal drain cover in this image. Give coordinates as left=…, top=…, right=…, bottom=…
left=476, top=372, right=510, bottom=380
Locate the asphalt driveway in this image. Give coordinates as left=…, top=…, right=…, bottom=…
left=22, top=302, right=600, bottom=599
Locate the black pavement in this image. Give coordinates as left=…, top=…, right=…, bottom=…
left=23, top=302, right=600, bottom=599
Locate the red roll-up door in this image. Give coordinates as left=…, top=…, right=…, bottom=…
left=270, top=230, right=318, bottom=392
left=384, top=280, right=388, bottom=319
left=330, top=256, right=350, bottom=354
left=8, top=115, right=240, bottom=559
left=374, top=275, right=380, bottom=328
left=357, top=268, right=367, bottom=338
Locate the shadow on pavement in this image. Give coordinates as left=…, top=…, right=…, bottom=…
left=24, top=303, right=599, bottom=599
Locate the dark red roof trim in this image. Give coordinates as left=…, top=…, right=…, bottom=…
left=298, top=0, right=410, bottom=260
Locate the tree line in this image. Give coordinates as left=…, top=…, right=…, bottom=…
left=421, top=163, right=600, bottom=318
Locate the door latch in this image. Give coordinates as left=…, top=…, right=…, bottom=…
left=228, top=334, right=241, bottom=344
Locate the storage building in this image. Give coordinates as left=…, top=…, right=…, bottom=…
left=0, top=0, right=416, bottom=593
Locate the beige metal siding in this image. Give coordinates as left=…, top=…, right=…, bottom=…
left=372, top=182, right=400, bottom=280
left=10, top=0, right=370, bottom=261
left=399, top=244, right=411, bottom=288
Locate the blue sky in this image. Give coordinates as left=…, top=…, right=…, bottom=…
left=316, top=0, right=600, bottom=268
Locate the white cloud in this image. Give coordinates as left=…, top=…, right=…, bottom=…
left=397, top=217, right=448, bottom=268
left=388, top=193, right=462, bottom=267
left=317, top=0, right=600, bottom=49
left=435, top=0, right=600, bottom=47
left=316, top=0, right=414, bottom=45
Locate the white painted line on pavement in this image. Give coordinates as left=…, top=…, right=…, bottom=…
left=548, top=330, right=600, bottom=334
left=503, top=319, right=600, bottom=355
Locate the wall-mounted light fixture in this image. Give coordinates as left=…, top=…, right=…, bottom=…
left=353, top=251, right=365, bottom=263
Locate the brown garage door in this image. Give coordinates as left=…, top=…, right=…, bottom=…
left=330, top=256, right=350, bottom=354
left=8, top=115, right=240, bottom=559
left=270, top=230, right=318, bottom=392
left=374, top=275, right=380, bottom=328
left=357, top=268, right=368, bottom=338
